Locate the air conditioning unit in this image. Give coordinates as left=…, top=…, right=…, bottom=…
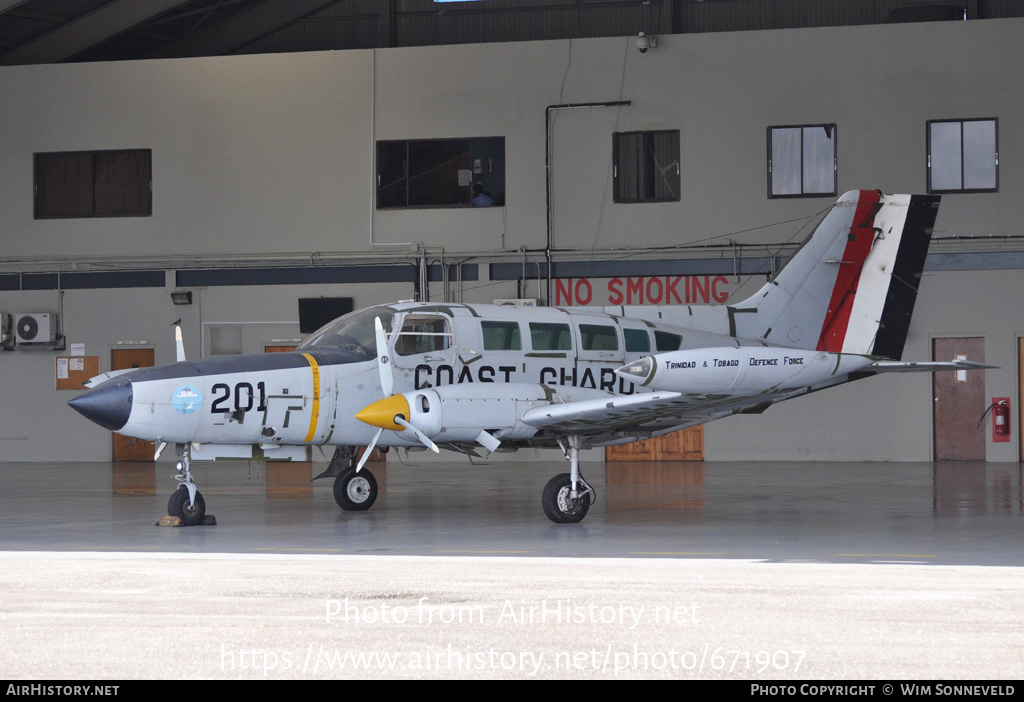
left=14, top=313, right=58, bottom=344
left=493, top=298, right=537, bottom=307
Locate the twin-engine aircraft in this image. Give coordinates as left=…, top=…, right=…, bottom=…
left=69, top=190, right=989, bottom=524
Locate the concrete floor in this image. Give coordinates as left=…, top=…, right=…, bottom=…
left=1, top=459, right=1022, bottom=679
left=0, top=459, right=1021, bottom=564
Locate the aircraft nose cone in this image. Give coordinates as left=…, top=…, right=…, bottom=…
left=355, top=394, right=410, bottom=431
left=67, top=378, right=133, bottom=431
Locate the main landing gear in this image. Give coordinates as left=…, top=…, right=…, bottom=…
left=166, top=443, right=209, bottom=526
left=322, top=446, right=380, bottom=512
left=333, top=468, right=378, bottom=511
left=542, top=436, right=594, bottom=524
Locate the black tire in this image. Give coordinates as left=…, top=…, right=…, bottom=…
left=167, top=488, right=206, bottom=526
left=542, top=473, right=592, bottom=524
left=334, top=468, right=378, bottom=511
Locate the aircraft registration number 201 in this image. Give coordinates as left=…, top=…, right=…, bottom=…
left=211, top=381, right=270, bottom=414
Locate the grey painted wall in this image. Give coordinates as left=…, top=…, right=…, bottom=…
left=1, top=18, right=1022, bottom=462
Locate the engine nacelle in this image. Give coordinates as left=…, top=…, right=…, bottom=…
left=617, top=347, right=875, bottom=395
left=356, top=383, right=613, bottom=445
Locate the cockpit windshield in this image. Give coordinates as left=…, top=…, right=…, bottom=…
left=297, top=307, right=394, bottom=361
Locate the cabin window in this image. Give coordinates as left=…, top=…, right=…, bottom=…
left=481, top=321, right=521, bottom=351
left=927, top=119, right=998, bottom=193
left=768, top=125, right=836, bottom=198
left=579, top=324, right=618, bottom=351
left=655, top=331, right=682, bottom=351
left=530, top=322, right=572, bottom=351
left=395, top=315, right=451, bottom=356
left=623, top=329, right=651, bottom=353
left=297, top=306, right=392, bottom=361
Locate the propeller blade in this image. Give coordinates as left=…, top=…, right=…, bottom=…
left=356, top=427, right=384, bottom=473
left=374, top=316, right=392, bottom=397
left=174, top=325, right=186, bottom=363
left=394, top=416, right=439, bottom=453
left=475, top=430, right=501, bottom=453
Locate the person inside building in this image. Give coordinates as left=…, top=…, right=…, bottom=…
left=472, top=182, right=492, bottom=207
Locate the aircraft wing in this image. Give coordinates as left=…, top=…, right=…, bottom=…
left=519, top=389, right=792, bottom=435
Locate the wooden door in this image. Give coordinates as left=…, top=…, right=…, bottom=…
left=932, top=337, right=985, bottom=461
left=111, top=348, right=155, bottom=461
left=605, top=426, right=704, bottom=461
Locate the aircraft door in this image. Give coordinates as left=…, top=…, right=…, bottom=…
left=390, top=313, right=455, bottom=390
left=576, top=322, right=624, bottom=393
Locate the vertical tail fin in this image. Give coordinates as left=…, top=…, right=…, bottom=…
left=736, top=190, right=940, bottom=359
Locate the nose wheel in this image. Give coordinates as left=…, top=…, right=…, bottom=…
left=164, top=443, right=211, bottom=526
left=167, top=487, right=206, bottom=526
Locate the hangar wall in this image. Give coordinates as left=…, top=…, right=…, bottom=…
left=0, top=18, right=1022, bottom=463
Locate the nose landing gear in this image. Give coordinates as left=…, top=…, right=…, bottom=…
left=164, top=443, right=213, bottom=526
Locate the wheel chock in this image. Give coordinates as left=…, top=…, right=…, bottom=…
left=156, top=514, right=217, bottom=527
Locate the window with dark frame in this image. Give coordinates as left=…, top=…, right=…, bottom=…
left=613, top=130, right=680, bottom=203
left=654, top=331, right=682, bottom=351
left=34, top=150, right=152, bottom=218
left=579, top=324, right=618, bottom=351
left=927, top=119, right=998, bottom=193
left=529, top=322, right=572, bottom=351
left=768, top=125, right=836, bottom=198
left=623, top=329, right=651, bottom=353
left=377, top=137, right=505, bottom=209
left=481, top=321, right=522, bottom=351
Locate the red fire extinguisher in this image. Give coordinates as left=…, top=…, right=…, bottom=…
left=993, top=400, right=1009, bottom=437
left=978, top=398, right=1011, bottom=443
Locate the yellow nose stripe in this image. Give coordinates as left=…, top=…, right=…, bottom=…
left=355, top=395, right=410, bottom=432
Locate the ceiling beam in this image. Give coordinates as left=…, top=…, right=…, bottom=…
left=151, top=0, right=342, bottom=58
left=0, top=1, right=31, bottom=14
left=0, top=0, right=187, bottom=66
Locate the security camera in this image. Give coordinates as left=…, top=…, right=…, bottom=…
left=636, top=32, right=657, bottom=53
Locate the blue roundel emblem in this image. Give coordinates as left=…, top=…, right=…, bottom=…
left=172, top=385, right=203, bottom=415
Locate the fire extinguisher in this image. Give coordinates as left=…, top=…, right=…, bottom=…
left=977, top=398, right=1011, bottom=442
left=993, top=400, right=1009, bottom=437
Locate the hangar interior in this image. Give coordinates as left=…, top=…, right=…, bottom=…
left=1, top=0, right=1023, bottom=466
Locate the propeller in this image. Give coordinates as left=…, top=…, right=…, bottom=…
left=353, top=317, right=439, bottom=471
left=375, top=316, right=392, bottom=397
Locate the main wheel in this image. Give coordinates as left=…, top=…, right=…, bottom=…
left=542, top=473, right=592, bottom=524
left=167, top=488, right=206, bottom=526
left=334, top=468, right=378, bottom=511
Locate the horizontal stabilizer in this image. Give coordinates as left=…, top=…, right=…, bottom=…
left=869, top=359, right=996, bottom=373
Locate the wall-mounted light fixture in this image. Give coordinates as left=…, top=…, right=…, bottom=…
left=171, top=290, right=193, bottom=305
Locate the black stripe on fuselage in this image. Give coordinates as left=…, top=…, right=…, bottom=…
left=110, top=349, right=368, bottom=384
left=871, top=195, right=941, bottom=361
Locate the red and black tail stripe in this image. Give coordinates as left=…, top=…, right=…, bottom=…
left=815, top=190, right=883, bottom=352
left=871, top=194, right=941, bottom=360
